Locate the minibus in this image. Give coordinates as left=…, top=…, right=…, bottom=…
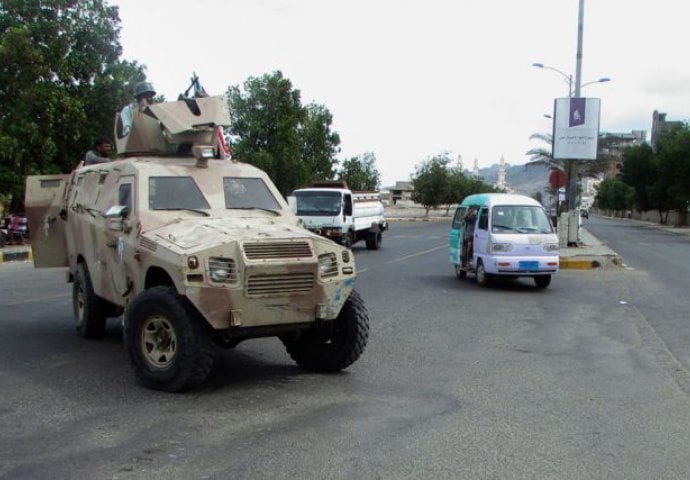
left=449, top=193, right=559, bottom=288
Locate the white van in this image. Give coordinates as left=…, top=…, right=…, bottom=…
left=449, top=193, right=559, bottom=288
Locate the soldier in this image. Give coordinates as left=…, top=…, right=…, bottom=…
left=120, top=81, right=156, bottom=136
left=84, top=137, right=113, bottom=165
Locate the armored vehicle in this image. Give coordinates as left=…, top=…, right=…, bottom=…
left=25, top=91, right=369, bottom=392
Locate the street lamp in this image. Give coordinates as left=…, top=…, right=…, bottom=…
left=532, top=63, right=610, bottom=97
left=532, top=63, right=572, bottom=97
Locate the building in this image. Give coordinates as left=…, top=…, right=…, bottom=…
left=598, top=129, right=647, bottom=179
left=651, top=110, right=683, bottom=146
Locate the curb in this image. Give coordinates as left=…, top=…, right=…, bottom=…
left=0, top=248, right=32, bottom=264
left=559, top=254, right=621, bottom=270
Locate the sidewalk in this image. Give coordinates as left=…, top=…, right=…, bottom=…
left=559, top=227, right=620, bottom=270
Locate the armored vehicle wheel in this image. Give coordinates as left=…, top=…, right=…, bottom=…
left=454, top=264, right=467, bottom=279
left=73, top=262, right=108, bottom=338
left=534, top=275, right=552, bottom=288
left=282, top=290, right=369, bottom=372
left=476, top=260, right=490, bottom=287
left=124, top=286, right=216, bottom=392
left=366, top=231, right=382, bottom=250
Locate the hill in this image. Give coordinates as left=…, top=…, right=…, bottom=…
left=474, top=163, right=550, bottom=197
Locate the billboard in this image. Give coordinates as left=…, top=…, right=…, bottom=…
left=552, top=97, right=601, bottom=160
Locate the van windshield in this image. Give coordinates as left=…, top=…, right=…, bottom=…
left=293, top=191, right=342, bottom=216
left=491, top=205, right=553, bottom=234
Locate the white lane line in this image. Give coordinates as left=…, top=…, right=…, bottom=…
left=385, top=244, right=447, bottom=264
left=2, top=293, right=71, bottom=307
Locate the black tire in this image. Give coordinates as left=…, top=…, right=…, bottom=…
left=534, top=275, right=552, bottom=288
left=342, top=232, right=353, bottom=249
left=476, top=260, right=490, bottom=287
left=454, top=264, right=467, bottom=279
left=282, top=290, right=369, bottom=372
left=123, top=286, right=216, bottom=392
left=73, top=262, right=108, bottom=338
left=365, top=231, right=382, bottom=250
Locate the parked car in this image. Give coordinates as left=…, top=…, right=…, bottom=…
left=580, top=208, right=589, bottom=219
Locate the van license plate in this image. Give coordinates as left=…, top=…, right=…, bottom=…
left=519, top=261, right=539, bottom=270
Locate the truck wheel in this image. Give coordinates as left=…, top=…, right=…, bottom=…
left=366, top=231, right=382, bottom=250
left=534, top=275, right=552, bottom=288
left=282, top=290, right=369, bottom=372
left=476, top=260, right=490, bottom=287
left=73, top=262, right=108, bottom=338
left=342, top=232, right=353, bottom=249
left=123, top=286, right=216, bottom=392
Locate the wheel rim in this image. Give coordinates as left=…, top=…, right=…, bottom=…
left=477, top=263, right=486, bottom=284
left=75, top=278, right=85, bottom=325
left=141, top=315, right=178, bottom=369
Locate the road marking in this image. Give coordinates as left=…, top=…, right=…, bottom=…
left=2, top=293, right=70, bottom=307
left=385, top=244, right=447, bottom=264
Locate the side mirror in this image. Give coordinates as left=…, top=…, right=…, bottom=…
left=105, top=205, right=129, bottom=231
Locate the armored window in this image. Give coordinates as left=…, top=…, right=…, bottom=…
left=149, top=176, right=210, bottom=210
left=223, top=177, right=281, bottom=211
left=119, top=184, right=132, bottom=214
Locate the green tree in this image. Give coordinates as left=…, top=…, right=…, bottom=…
left=299, top=103, right=340, bottom=184
left=411, top=154, right=451, bottom=215
left=337, top=152, right=380, bottom=191
left=227, top=71, right=341, bottom=196
left=0, top=0, right=145, bottom=210
left=595, top=178, right=633, bottom=214
left=619, top=142, right=673, bottom=222
left=654, top=125, right=690, bottom=225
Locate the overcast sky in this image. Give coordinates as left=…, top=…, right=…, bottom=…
left=113, top=0, right=690, bottom=187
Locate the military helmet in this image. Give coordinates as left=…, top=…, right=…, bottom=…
left=133, top=81, right=156, bottom=99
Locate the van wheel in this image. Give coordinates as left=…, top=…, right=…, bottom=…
left=534, top=275, right=552, bottom=288
left=366, top=231, right=382, bottom=250
left=454, top=264, right=467, bottom=279
left=476, top=260, right=490, bottom=287
left=282, top=290, right=369, bottom=372
left=124, top=286, right=216, bottom=392
left=73, top=262, right=108, bottom=338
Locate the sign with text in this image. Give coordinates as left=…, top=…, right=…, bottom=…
left=552, top=97, right=601, bottom=160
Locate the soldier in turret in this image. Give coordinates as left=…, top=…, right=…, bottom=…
left=120, top=81, right=156, bottom=137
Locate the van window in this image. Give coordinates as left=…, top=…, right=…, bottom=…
left=478, top=208, right=489, bottom=230
left=491, top=205, right=552, bottom=234
left=451, top=207, right=466, bottom=229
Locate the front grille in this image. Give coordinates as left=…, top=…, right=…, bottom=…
left=243, top=241, right=312, bottom=260
left=138, top=237, right=157, bottom=251
left=247, top=273, right=314, bottom=296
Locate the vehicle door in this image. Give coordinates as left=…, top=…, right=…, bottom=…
left=448, top=206, right=465, bottom=264
left=342, top=192, right=353, bottom=231
left=102, top=175, right=137, bottom=301
left=24, top=175, right=70, bottom=267
left=473, top=206, right=490, bottom=260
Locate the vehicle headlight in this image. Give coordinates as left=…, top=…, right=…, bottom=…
left=491, top=243, right=512, bottom=252
left=543, top=243, right=560, bottom=252
left=318, top=252, right=338, bottom=278
left=209, top=257, right=238, bottom=283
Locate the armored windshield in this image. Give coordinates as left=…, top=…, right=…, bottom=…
left=149, top=176, right=210, bottom=211
left=223, top=177, right=281, bottom=211
left=293, top=191, right=342, bottom=216
left=491, top=205, right=553, bottom=234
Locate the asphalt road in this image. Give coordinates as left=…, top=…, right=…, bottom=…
left=1, top=221, right=690, bottom=479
